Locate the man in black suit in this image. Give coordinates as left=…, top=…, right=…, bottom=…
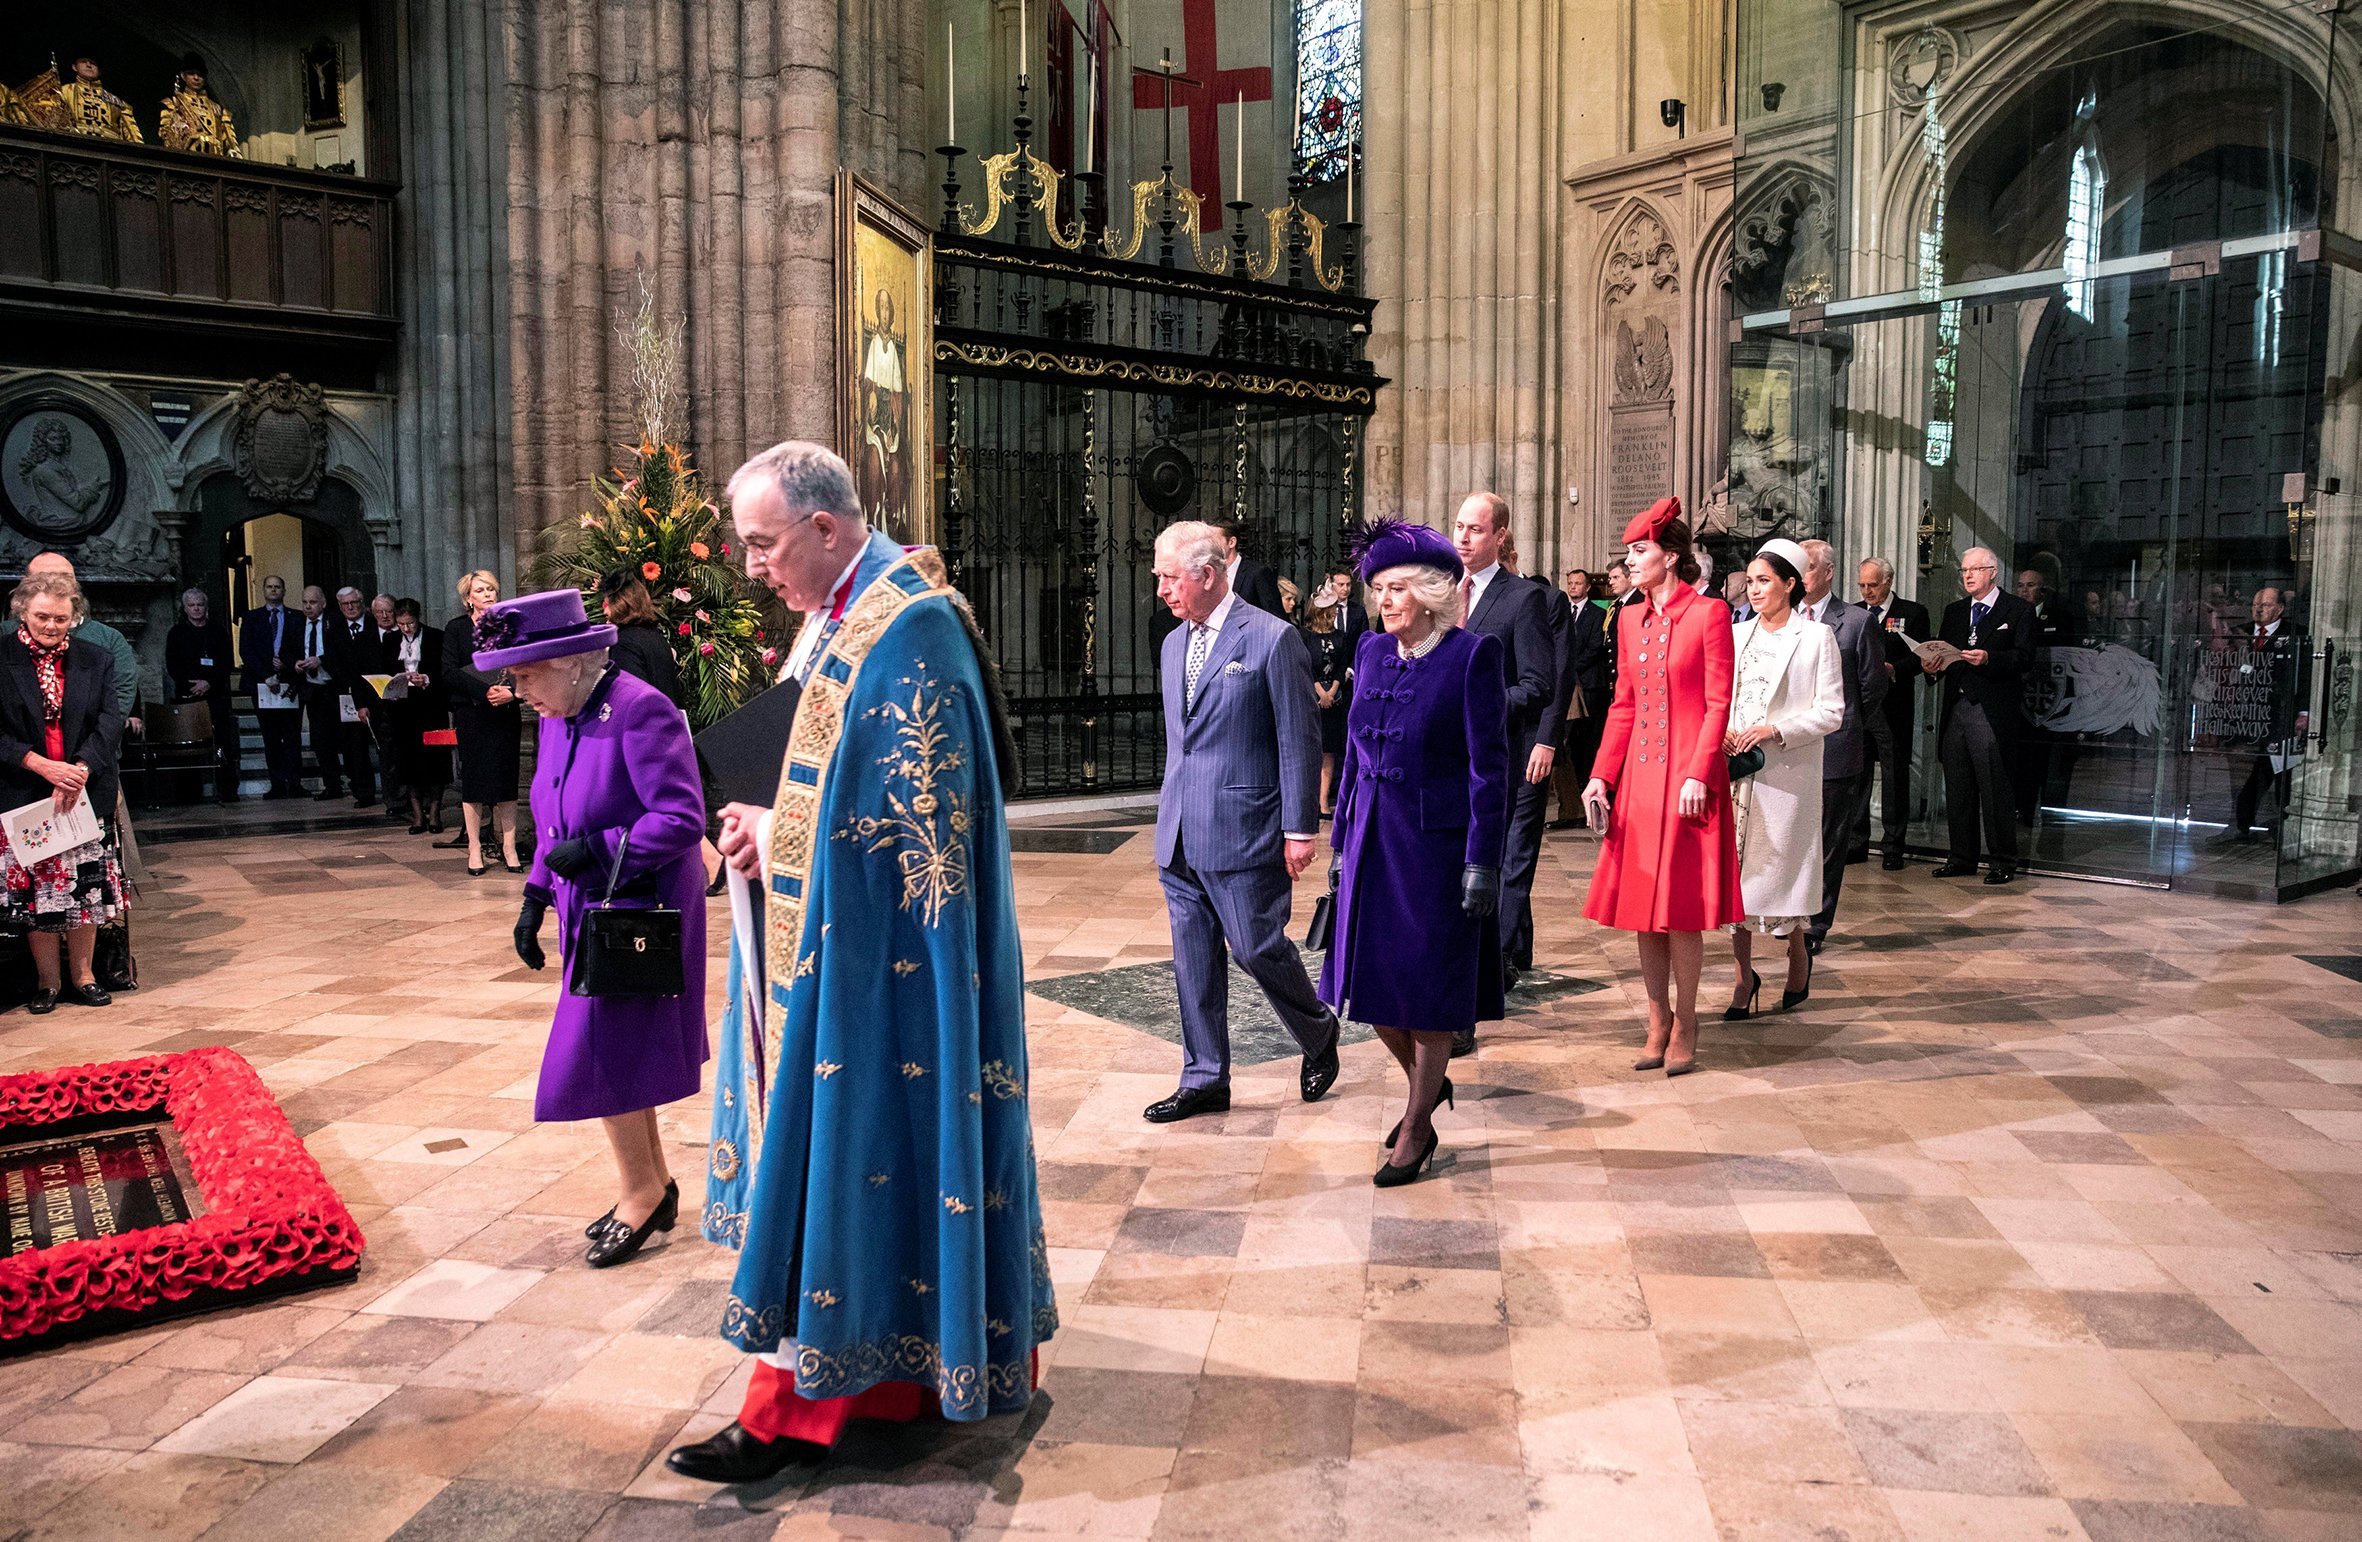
left=292, top=585, right=351, bottom=800
left=1550, top=568, right=1610, bottom=829
left=351, top=593, right=408, bottom=819
left=1310, top=562, right=1367, bottom=640
left=2214, top=584, right=2306, bottom=845
left=1209, top=513, right=1289, bottom=619
left=1453, top=492, right=1556, bottom=1023
left=163, top=586, right=238, bottom=802
left=325, top=586, right=381, bottom=806
left=1856, top=557, right=1930, bottom=869
left=1798, top=542, right=1888, bottom=954
left=239, top=574, right=303, bottom=798
left=1928, top=548, right=2039, bottom=884
left=1501, top=532, right=1577, bottom=956
left=2010, top=566, right=2083, bottom=821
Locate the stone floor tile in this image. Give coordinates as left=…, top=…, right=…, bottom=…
left=154, top=1375, right=398, bottom=1463
left=1839, top=1406, right=2054, bottom=1496
left=21, top=1450, right=272, bottom=1542
left=460, top=1398, right=687, bottom=1491
left=2067, top=1499, right=2274, bottom=1541
left=1528, top=1470, right=1719, bottom=1540
left=308, top=1387, right=541, bottom=1476
left=196, top=1463, right=448, bottom=1541
left=1336, top=1453, right=1530, bottom=1542
left=2176, top=1424, right=2362, bottom=1513
left=1349, top=1380, right=1522, bottom=1467
left=2116, top=1351, right=2341, bottom=1427
left=357, top=1258, right=547, bottom=1322
left=2012, top=1409, right=2245, bottom=1503
left=1679, top=1398, right=1869, bottom=1484
left=1700, top=1476, right=1907, bottom=1541
left=1882, top=1491, right=2095, bottom=1541
left=1148, top=1448, right=1349, bottom=1542
left=1203, top=1311, right=1362, bottom=1382
left=382, top=1478, right=618, bottom=1542
left=5, top=1364, right=250, bottom=1451
left=274, top=1315, right=481, bottom=1382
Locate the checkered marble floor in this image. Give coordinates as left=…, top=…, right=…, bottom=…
left=3, top=817, right=2361, bottom=1540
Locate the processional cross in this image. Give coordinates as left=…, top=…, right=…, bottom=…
left=1128, top=0, right=1273, bottom=207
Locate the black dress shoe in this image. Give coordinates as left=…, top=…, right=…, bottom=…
left=586, top=1181, right=677, bottom=1268
left=1301, top=1034, right=1341, bottom=1103
left=1846, top=849, right=1871, bottom=865
left=665, top=1421, right=827, bottom=1484
left=1983, top=866, right=2016, bottom=885
left=60, top=982, right=112, bottom=1008
left=25, top=987, right=57, bottom=1015
left=1930, top=862, right=1978, bottom=878
left=1880, top=853, right=1907, bottom=871
left=1449, top=1030, right=1477, bottom=1059
left=1143, top=1084, right=1230, bottom=1123
left=1501, top=963, right=1524, bottom=994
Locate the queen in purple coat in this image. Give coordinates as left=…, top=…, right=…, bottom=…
left=1320, top=520, right=1509, bottom=1188
left=478, top=589, right=709, bottom=1269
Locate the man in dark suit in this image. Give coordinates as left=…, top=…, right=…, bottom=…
left=239, top=574, right=303, bottom=798
left=352, top=593, right=409, bottom=819
left=1856, top=557, right=1930, bottom=869
left=1550, top=568, right=1610, bottom=828
left=292, top=585, right=350, bottom=800
left=1209, top=513, right=1289, bottom=619
left=1798, top=541, right=1888, bottom=953
left=325, top=586, right=380, bottom=806
left=2214, top=584, right=2306, bottom=844
left=163, top=586, right=238, bottom=802
left=1453, top=493, right=1557, bottom=1018
left=1143, top=521, right=1341, bottom=1124
left=2009, top=566, right=2083, bottom=821
left=1501, top=533, right=1576, bottom=964
left=1929, top=548, right=2039, bottom=883
left=1311, top=562, right=1367, bottom=640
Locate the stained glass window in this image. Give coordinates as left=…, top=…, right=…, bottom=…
left=1295, top=0, right=1361, bottom=185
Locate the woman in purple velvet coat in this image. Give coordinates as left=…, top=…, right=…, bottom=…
left=1319, top=520, right=1510, bottom=1187
left=478, top=589, right=709, bottom=1269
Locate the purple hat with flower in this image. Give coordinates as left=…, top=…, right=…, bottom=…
left=471, top=588, right=619, bottom=671
left=1348, top=516, right=1464, bottom=584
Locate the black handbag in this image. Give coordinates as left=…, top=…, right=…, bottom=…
left=1726, top=746, right=1766, bottom=782
left=567, top=836, right=685, bottom=998
left=1304, top=890, right=1335, bottom=951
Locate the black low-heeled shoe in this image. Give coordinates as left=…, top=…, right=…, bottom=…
left=1384, top=1077, right=1453, bottom=1148
left=1373, top=1128, right=1441, bottom=1187
left=408, top=820, right=429, bottom=835
left=26, top=987, right=58, bottom=1015
left=60, top=982, right=112, bottom=1008
left=665, top=1421, right=828, bottom=1484
left=586, top=1180, right=679, bottom=1268
left=1724, top=969, right=1763, bottom=1021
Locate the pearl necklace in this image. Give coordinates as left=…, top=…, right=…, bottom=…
left=1396, top=627, right=1445, bottom=661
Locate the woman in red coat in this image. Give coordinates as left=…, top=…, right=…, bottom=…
left=1581, top=498, right=1742, bottom=1075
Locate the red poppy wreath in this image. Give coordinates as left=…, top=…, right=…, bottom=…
left=0, top=1048, right=364, bottom=1356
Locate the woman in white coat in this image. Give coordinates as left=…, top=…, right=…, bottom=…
left=1723, top=538, right=1845, bottom=1019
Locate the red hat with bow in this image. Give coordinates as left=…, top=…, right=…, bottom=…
left=1621, top=496, right=1683, bottom=546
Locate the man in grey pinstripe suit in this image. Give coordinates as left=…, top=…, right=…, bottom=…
left=1144, top=522, right=1343, bottom=1124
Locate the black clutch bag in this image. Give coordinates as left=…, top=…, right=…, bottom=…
left=568, top=836, right=685, bottom=999
left=1304, top=890, right=1335, bottom=951
left=1726, top=747, right=1766, bottom=782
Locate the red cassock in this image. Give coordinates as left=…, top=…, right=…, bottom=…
left=1584, top=584, right=1744, bottom=932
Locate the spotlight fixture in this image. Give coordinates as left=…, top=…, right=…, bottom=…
left=1761, top=82, right=1785, bottom=112
left=1660, top=98, right=1686, bottom=134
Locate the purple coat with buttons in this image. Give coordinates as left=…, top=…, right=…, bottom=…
left=1318, top=626, right=1510, bottom=1033
left=524, top=666, right=709, bottom=1121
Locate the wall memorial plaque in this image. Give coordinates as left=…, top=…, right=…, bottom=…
left=1610, top=405, right=1675, bottom=523
left=0, top=396, right=128, bottom=545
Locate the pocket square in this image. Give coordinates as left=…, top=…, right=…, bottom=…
left=1224, top=660, right=1248, bottom=675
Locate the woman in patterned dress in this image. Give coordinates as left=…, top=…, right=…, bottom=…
left=0, top=573, right=126, bottom=1014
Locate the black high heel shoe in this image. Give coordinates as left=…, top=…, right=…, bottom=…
left=586, top=1179, right=678, bottom=1268
left=1781, top=952, right=1814, bottom=1012
left=1373, top=1128, right=1441, bottom=1188
left=1723, top=969, right=1764, bottom=1022
left=1383, top=1077, right=1453, bottom=1148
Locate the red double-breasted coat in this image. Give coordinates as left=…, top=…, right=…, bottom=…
left=1583, top=584, right=1744, bottom=933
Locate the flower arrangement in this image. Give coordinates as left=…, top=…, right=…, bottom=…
left=0, top=1048, right=365, bottom=1354
left=527, top=280, right=782, bottom=729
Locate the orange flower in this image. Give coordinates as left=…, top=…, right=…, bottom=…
left=641, top=561, right=662, bottom=581
left=689, top=541, right=710, bottom=559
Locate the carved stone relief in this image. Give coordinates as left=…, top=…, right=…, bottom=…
left=233, top=374, right=329, bottom=504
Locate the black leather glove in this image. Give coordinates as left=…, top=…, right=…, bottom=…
left=514, top=894, right=549, bottom=971
left=543, top=838, right=597, bottom=881
left=1327, top=849, right=1342, bottom=892
left=1461, top=864, right=1500, bottom=918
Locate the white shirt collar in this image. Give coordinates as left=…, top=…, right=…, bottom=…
left=1466, top=561, right=1501, bottom=607
left=1966, top=582, right=1999, bottom=606
left=1197, top=588, right=1239, bottom=637
left=2259, top=619, right=2282, bottom=637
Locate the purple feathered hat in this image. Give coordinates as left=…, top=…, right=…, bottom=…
left=471, top=588, right=619, bottom=671
left=1348, top=517, right=1464, bottom=584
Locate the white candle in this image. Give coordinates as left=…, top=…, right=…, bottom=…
left=1234, top=89, right=1244, bottom=201
left=1018, top=0, right=1027, bottom=83
left=1085, top=58, right=1097, bottom=172
left=1346, top=145, right=1354, bottom=221
left=947, top=22, right=956, bottom=142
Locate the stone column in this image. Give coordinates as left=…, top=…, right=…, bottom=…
left=388, top=0, right=515, bottom=597
left=502, top=0, right=930, bottom=543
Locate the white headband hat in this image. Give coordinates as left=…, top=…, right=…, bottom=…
left=1755, top=538, right=1811, bottom=578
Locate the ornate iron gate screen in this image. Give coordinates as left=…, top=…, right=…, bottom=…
left=932, top=98, right=1383, bottom=798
